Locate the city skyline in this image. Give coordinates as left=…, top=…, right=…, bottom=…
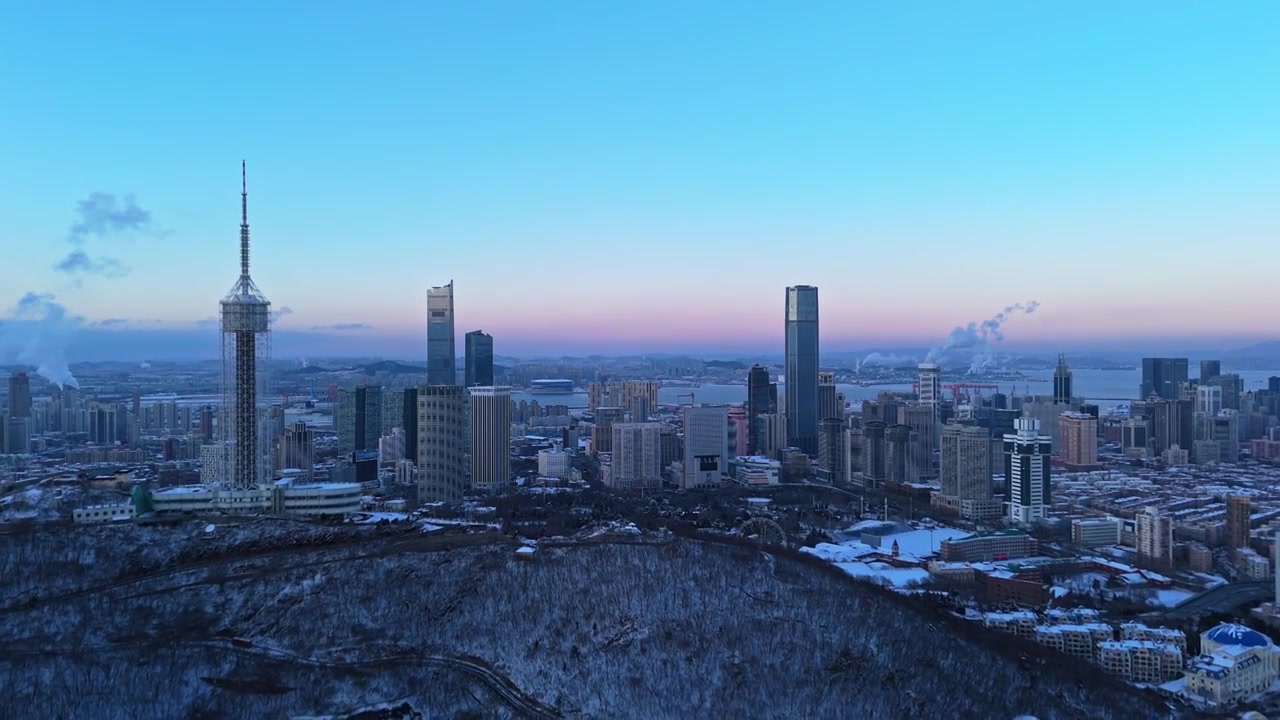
left=3, top=3, right=1279, bottom=361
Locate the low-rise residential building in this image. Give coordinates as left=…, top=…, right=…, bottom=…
left=1071, top=518, right=1122, bottom=547
left=73, top=502, right=136, bottom=524
left=1096, top=640, right=1183, bottom=683
left=982, top=611, right=1038, bottom=639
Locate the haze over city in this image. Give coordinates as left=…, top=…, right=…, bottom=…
left=3, top=2, right=1279, bottom=361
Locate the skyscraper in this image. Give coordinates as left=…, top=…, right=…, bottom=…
left=1005, top=418, right=1052, bottom=524
left=7, top=372, right=31, bottom=418
left=1140, top=358, right=1189, bottom=401
left=469, top=386, right=511, bottom=491
left=464, top=330, right=494, bottom=388
left=417, top=384, right=467, bottom=501
left=1227, top=495, right=1252, bottom=549
left=336, top=386, right=383, bottom=455
left=784, top=285, right=819, bottom=454
left=1053, top=354, right=1073, bottom=404
left=427, top=282, right=456, bottom=385
left=818, top=372, right=841, bottom=423
left=860, top=421, right=886, bottom=489
left=401, top=387, right=419, bottom=467
left=683, top=405, right=728, bottom=488
left=1200, top=360, right=1222, bottom=383
left=218, top=162, right=272, bottom=491
left=277, top=421, right=315, bottom=478
left=1136, top=507, right=1174, bottom=565
left=816, top=417, right=849, bottom=485
left=936, top=423, right=1000, bottom=520
left=746, top=364, right=777, bottom=453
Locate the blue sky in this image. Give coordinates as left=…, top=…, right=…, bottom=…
left=2, top=2, right=1278, bottom=359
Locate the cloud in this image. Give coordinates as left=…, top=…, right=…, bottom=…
left=68, top=192, right=164, bottom=243
left=96, top=318, right=130, bottom=327
left=54, top=192, right=165, bottom=277
left=53, top=248, right=129, bottom=277
left=270, top=306, right=293, bottom=322
left=311, top=322, right=373, bottom=331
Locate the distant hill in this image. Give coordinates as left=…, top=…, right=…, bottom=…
left=703, top=359, right=747, bottom=370
left=359, top=360, right=424, bottom=375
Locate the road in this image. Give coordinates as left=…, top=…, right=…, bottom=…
left=1160, top=579, right=1274, bottom=619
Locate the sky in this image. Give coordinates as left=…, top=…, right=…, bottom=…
left=2, top=2, right=1278, bottom=360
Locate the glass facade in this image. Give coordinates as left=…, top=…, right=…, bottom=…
left=785, top=285, right=819, bottom=455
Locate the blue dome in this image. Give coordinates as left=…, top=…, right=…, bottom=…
left=1206, top=624, right=1271, bottom=648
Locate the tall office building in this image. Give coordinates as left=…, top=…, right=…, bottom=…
left=884, top=424, right=915, bottom=487
left=746, top=364, right=777, bottom=453
left=860, top=421, right=887, bottom=489
left=756, top=412, right=788, bottom=458
left=1200, top=360, right=1222, bottom=383
left=816, top=417, right=849, bottom=485
left=417, top=385, right=467, bottom=501
left=198, top=406, right=214, bottom=443
left=1210, top=374, right=1243, bottom=411
left=469, top=386, right=511, bottom=491
left=401, top=388, right=419, bottom=467
left=1059, top=412, right=1099, bottom=469
left=277, top=421, right=315, bottom=478
left=464, top=330, right=494, bottom=388
left=901, top=403, right=937, bottom=479
left=218, top=162, right=273, bottom=491
left=611, top=422, right=665, bottom=489
left=818, top=372, right=841, bottom=423
left=1140, top=358, right=1189, bottom=401
left=1053, top=354, right=1073, bottom=404
left=427, top=282, right=456, bottom=385
left=4, top=417, right=30, bottom=454
left=1004, top=418, right=1052, bottom=525
left=7, top=372, right=31, bottom=418
left=784, top=285, right=819, bottom=454
left=936, top=423, right=1001, bottom=521
left=683, top=405, right=728, bottom=488
left=1227, top=495, right=1252, bottom=549
left=917, top=363, right=942, bottom=409
left=336, top=386, right=383, bottom=455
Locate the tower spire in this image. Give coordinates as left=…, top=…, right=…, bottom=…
left=240, top=160, right=250, bottom=280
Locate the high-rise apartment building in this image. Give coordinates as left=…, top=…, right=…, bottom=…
left=1053, top=354, right=1073, bottom=404
left=1005, top=418, right=1052, bottom=524
left=1059, top=412, right=1099, bottom=469
left=1140, top=358, right=1189, bottom=401
left=427, top=282, right=456, bottom=385
left=936, top=423, right=1001, bottom=521
left=417, top=384, right=467, bottom=501
left=592, top=406, right=625, bottom=455
left=336, top=386, right=383, bottom=455
left=901, top=403, right=937, bottom=479
left=683, top=405, right=728, bottom=488
left=1227, top=494, right=1252, bottom=549
left=1136, top=507, right=1174, bottom=565
left=860, top=421, right=886, bottom=489
left=816, top=417, right=849, bottom=485
left=7, top=372, right=31, bottom=418
left=884, top=424, right=915, bottom=487
left=468, top=386, right=511, bottom=491
left=464, top=330, right=494, bottom=388
left=755, top=412, right=788, bottom=458
left=401, top=387, right=419, bottom=465
left=784, top=285, right=819, bottom=454
left=610, top=422, right=665, bottom=489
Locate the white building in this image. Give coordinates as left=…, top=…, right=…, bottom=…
left=537, top=446, right=571, bottom=479
left=1136, top=506, right=1174, bottom=564
left=1072, top=518, right=1122, bottom=547
left=682, top=405, right=728, bottom=488
left=73, top=502, right=136, bottom=525
left=610, top=422, right=665, bottom=489
left=150, top=477, right=361, bottom=516
left=734, top=455, right=781, bottom=485
left=1183, top=624, right=1280, bottom=708
left=1005, top=418, right=1051, bottom=524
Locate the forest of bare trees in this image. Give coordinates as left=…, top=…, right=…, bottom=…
left=0, top=522, right=1173, bottom=718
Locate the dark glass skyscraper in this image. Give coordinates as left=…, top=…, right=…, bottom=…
left=427, top=281, right=455, bottom=385
left=1052, top=354, right=1072, bottom=404
left=785, top=285, right=819, bottom=455
left=6, top=372, right=31, bottom=418
left=465, top=330, right=494, bottom=387
left=1140, top=358, right=1189, bottom=400
left=1200, top=359, right=1221, bottom=383
left=746, top=364, right=776, bottom=453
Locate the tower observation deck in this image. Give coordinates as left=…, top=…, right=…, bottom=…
left=219, top=161, right=272, bottom=491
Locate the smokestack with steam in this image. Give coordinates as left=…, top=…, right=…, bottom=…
left=926, top=301, right=1041, bottom=366
left=0, top=292, right=81, bottom=388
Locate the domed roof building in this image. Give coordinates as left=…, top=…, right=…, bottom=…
left=1183, top=623, right=1280, bottom=708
